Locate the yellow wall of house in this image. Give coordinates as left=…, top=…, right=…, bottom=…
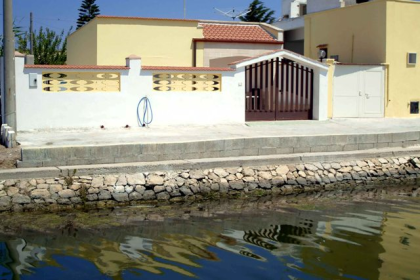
left=305, top=0, right=420, bottom=118
left=67, top=18, right=98, bottom=65
left=304, top=0, right=387, bottom=64
left=384, top=0, right=420, bottom=117
left=96, top=18, right=202, bottom=66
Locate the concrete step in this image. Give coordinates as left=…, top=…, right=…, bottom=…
left=2, top=146, right=420, bottom=180
left=17, top=131, right=420, bottom=168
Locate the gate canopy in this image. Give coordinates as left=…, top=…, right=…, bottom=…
left=229, top=49, right=329, bottom=72
left=230, top=49, right=330, bottom=122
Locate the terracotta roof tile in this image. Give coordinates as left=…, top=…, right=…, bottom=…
left=202, top=24, right=277, bottom=43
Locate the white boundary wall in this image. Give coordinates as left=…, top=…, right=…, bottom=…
left=15, top=57, right=245, bottom=131
left=12, top=51, right=328, bottom=131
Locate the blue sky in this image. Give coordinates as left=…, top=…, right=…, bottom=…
left=2, top=0, right=282, bottom=35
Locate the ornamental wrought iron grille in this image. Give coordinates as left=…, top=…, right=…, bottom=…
left=152, top=73, right=222, bottom=92
left=42, top=72, right=121, bottom=92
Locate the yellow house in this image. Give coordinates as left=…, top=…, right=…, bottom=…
left=304, top=0, right=420, bottom=118
left=67, top=16, right=284, bottom=68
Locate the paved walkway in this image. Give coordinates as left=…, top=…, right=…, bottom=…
left=17, top=118, right=420, bottom=148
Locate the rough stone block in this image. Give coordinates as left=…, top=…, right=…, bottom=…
left=30, top=189, right=51, bottom=199
left=157, top=192, right=170, bottom=201
left=112, top=192, right=129, bottom=202
left=58, top=189, right=76, bottom=198
left=116, top=175, right=127, bottom=186
left=98, top=190, right=112, bottom=200
left=142, top=190, right=156, bottom=200
left=12, top=194, right=31, bottom=204
left=230, top=181, right=244, bottom=190
left=86, top=194, right=98, bottom=201
left=126, top=173, right=146, bottom=185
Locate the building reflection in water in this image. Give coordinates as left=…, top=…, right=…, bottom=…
left=0, top=202, right=418, bottom=279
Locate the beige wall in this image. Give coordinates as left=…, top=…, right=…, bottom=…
left=67, top=18, right=98, bottom=65
left=68, top=18, right=203, bottom=66
left=96, top=18, right=203, bottom=66
left=304, top=0, right=387, bottom=64
left=68, top=18, right=283, bottom=68
left=203, top=42, right=281, bottom=67
left=385, top=0, right=420, bottom=117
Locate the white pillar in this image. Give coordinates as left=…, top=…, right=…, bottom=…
left=312, top=67, right=329, bottom=120
left=14, top=54, right=25, bottom=131
left=126, top=54, right=142, bottom=76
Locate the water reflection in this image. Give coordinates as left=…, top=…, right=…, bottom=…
left=0, top=200, right=419, bottom=279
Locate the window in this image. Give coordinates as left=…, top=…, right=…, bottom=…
left=330, top=55, right=339, bottom=62
left=408, top=53, right=417, bottom=65
left=410, top=102, right=419, bottom=114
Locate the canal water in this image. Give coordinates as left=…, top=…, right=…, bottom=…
left=0, top=195, right=419, bottom=279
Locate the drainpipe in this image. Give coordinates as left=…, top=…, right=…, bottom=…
left=193, top=40, right=197, bottom=67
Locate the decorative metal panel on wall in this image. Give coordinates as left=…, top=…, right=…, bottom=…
left=153, top=73, right=222, bottom=92
left=42, top=72, right=121, bottom=92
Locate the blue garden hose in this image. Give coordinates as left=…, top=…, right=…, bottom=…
left=137, top=97, right=153, bottom=127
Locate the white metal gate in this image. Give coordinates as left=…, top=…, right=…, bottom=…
left=333, top=65, right=385, bottom=118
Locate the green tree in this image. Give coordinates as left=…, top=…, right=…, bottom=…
left=0, top=22, right=24, bottom=56
left=239, top=0, right=276, bottom=24
left=77, top=0, right=100, bottom=29
left=17, top=27, right=71, bottom=65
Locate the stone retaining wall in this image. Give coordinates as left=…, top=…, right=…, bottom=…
left=1, top=156, right=420, bottom=213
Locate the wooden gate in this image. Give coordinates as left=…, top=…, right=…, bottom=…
left=245, top=58, right=314, bottom=121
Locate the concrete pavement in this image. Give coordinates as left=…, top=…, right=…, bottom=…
left=17, top=118, right=420, bottom=147
left=13, top=118, right=420, bottom=168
